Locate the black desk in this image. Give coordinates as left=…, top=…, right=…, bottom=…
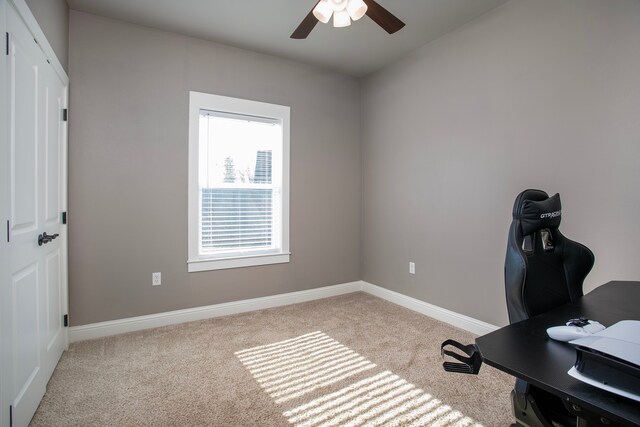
left=475, top=281, right=640, bottom=426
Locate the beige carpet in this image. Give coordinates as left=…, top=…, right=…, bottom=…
left=30, top=292, right=514, bottom=426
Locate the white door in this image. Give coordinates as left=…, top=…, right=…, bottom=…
left=5, top=2, right=68, bottom=426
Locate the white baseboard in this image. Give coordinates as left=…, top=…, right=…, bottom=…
left=360, top=281, right=499, bottom=336
left=69, top=280, right=498, bottom=343
left=69, top=281, right=362, bottom=342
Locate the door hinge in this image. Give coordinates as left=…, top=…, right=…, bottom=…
left=6, top=220, right=9, bottom=242
left=5, top=32, right=8, bottom=56
left=61, top=211, right=67, bottom=224
left=63, top=314, right=69, bottom=327
left=62, top=108, right=68, bottom=122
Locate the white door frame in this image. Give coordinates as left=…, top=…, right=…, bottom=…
left=1, top=1, right=10, bottom=425
left=0, top=1, right=69, bottom=426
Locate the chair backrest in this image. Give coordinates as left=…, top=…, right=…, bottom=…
left=505, top=189, right=595, bottom=324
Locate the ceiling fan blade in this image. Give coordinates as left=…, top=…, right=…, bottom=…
left=363, top=0, right=405, bottom=34
left=291, top=1, right=321, bottom=39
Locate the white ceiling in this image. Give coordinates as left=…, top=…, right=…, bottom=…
left=66, top=0, right=509, bottom=77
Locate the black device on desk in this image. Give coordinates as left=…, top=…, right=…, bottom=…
left=569, top=320, right=640, bottom=399
left=441, top=190, right=640, bottom=426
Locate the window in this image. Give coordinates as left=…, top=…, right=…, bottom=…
left=188, top=92, right=290, bottom=272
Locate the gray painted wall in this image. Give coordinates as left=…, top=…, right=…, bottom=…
left=68, top=11, right=361, bottom=326
left=69, top=0, right=640, bottom=328
left=362, top=0, right=640, bottom=326
left=25, top=0, right=68, bottom=71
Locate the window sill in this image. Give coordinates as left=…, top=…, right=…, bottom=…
left=187, top=252, right=290, bottom=272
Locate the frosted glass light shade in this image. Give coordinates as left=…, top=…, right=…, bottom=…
left=333, top=9, right=351, bottom=27
left=313, top=0, right=333, bottom=23
left=346, top=0, right=368, bottom=21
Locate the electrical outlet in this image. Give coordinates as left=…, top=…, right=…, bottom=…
left=152, top=272, right=161, bottom=286
left=409, top=262, right=415, bottom=275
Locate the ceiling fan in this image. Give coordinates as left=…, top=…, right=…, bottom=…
left=291, top=0, right=405, bottom=39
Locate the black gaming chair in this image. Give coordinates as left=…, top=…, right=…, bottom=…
left=506, top=189, right=594, bottom=426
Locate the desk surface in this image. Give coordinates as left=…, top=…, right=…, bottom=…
left=475, top=281, right=640, bottom=426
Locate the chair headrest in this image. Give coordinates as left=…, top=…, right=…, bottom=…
left=513, top=191, right=562, bottom=235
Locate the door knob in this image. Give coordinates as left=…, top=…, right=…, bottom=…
left=38, top=232, right=59, bottom=246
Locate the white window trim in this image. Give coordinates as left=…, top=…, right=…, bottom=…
left=188, top=91, right=290, bottom=272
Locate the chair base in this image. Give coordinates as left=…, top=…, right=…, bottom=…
left=511, top=379, right=576, bottom=427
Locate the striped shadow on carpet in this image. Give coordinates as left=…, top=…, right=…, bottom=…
left=236, top=331, right=483, bottom=427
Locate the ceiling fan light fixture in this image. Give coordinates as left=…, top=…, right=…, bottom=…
left=291, top=0, right=405, bottom=39
left=313, top=0, right=333, bottom=24
left=328, top=0, right=349, bottom=12
left=346, top=0, right=368, bottom=21
left=333, top=9, right=351, bottom=27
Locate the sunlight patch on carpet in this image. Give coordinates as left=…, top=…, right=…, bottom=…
left=236, top=331, right=376, bottom=403
left=236, top=332, right=484, bottom=427
left=282, top=371, right=482, bottom=427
